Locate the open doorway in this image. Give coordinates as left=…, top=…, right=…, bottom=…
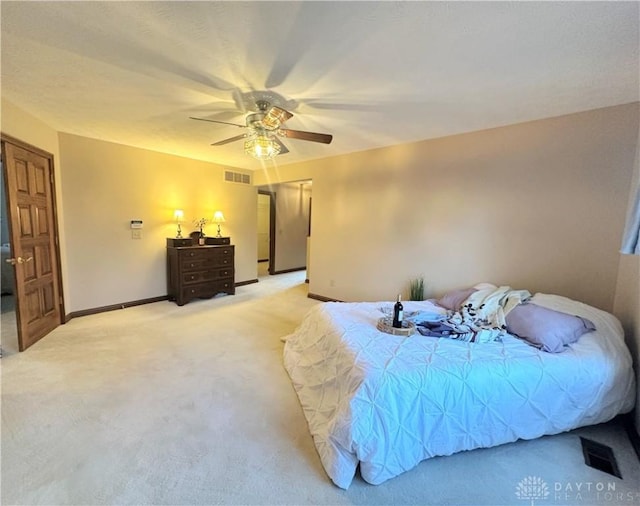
left=257, top=189, right=276, bottom=277
left=1, top=157, right=17, bottom=355
left=257, top=181, right=311, bottom=279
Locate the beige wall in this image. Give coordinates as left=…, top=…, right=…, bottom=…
left=58, top=133, right=257, bottom=312
left=263, top=104, right=639, bottom=311
left=253, top=164, right=312, bottom=187
left=1, top=99, right=70, bottom=307
left=613, top=126, right=640, bottom=430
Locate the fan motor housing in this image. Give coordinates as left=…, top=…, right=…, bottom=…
left=246, top=112, right=266, bottom=128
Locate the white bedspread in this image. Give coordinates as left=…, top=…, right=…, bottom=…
left=283, top=294, right=636, bottom=489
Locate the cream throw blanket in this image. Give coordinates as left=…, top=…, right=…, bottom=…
left=419, top=283, right=531, bottom=343
left=465, top=283, right=532, bottom=328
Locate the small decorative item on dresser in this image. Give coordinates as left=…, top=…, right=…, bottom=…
left=193, top=218, right=208, bottom=245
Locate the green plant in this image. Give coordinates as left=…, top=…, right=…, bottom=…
left=409, top=276, right=425, bottom=301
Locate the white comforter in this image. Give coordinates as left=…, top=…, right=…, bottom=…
left=283, top=294, right=636, bottom=489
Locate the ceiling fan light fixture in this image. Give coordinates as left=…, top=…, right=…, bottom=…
left=244, top=133, right=281, bottom=160
left=191, top=93, right=331, bottom=156
left=262, top=106, right=293, bottom=130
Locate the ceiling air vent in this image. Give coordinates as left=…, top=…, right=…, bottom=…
left=224, top=170, right=251, bottom=185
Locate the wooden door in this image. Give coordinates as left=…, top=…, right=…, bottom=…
left=2, top=137, right=63, bottom=351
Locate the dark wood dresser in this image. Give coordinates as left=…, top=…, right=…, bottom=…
left=166, top=239, right=235, bottom=306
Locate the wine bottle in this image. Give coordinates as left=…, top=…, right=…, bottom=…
left=392, top=294, right=404, bottom=328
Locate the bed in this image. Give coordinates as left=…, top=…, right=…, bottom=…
left=282, top=290, right=636, bottom=489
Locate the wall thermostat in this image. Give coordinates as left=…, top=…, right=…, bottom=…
left=130, top=220, right=143, bottom=229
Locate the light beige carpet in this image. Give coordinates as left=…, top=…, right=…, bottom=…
left=1, top=270, right=639, bottom=505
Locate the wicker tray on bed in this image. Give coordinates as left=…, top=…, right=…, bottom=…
left=377, top=317, right=416, bottom=336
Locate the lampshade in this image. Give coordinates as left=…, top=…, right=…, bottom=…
left=244, top=132, right=281, bottom=159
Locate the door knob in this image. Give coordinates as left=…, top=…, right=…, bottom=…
left=6, top=256, right=33, bottom=265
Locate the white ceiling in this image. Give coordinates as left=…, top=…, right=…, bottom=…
left=2, top=1, right=638, bottom=171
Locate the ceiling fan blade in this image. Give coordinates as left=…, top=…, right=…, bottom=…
left=272, top=136, right=289, bottom=155
left=190, top=116, right=246, bottom=128
left=195, top=110, right=244, bottom=122
left=211, top=134, right=247, bottom=146
left=278, top=129, right=333, bottom=144
left=262, top=106, right=294, bottom=130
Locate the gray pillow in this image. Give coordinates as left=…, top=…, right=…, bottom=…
left=505, top=303, right=596, bottom=353
left=436, top=287, right=477, bottom=311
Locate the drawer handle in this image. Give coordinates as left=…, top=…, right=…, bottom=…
left=190, top=275, right=196, bottom=280
left=189, top=252, right=195, bottom=257
left=190, top=289, right=196, bottom=294
left=190, top=263, right=195, bottom=268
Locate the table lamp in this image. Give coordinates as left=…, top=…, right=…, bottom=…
left=213, top=211, right=225, bottom=238
left=173, top=209, right=184, bottom=238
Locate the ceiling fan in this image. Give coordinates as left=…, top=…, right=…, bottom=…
left=190, top=99, right=332, bottom=159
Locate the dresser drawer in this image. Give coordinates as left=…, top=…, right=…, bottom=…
left=180, top=279, right=235, bottom=301
left=212, top=250, right=233, bottom=266
left=179, top=248, right=233, bottom=270
left=178, top=248, right=213, bottom=261
left=181, top=258, right=210, bottom=271
left=204, top=236, right=231, bottom=245
left=181, top=267, right=234, bottom=285
left=210, top=247, right=233, bottom=261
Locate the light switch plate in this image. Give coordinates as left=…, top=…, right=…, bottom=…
left=132, top=230, right=142, bottom=239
